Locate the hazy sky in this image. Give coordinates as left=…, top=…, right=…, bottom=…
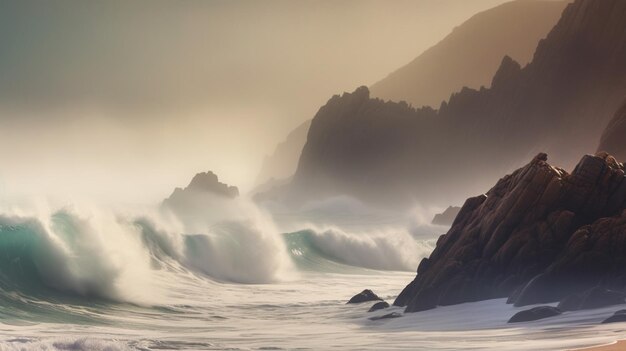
left=0, top=0, right=512, bottom=204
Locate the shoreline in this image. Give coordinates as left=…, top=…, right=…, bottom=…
left=577, top=341, right=626, bottom=351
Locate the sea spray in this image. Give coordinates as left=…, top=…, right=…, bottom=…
left=0, top=208, right=158, bottom=304
left=142, top=197, right=296, bottom=283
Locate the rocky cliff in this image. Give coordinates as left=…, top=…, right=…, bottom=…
left=291, top=86, right=438, bottom=206
left=285, top=0, right=626, bottom=207
left=598, top=98, right=626, bottom=161
left=394, top=152, right=626, bottom=312
left=370, top=0, right=567, bottom=108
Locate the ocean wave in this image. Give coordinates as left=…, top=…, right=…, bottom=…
left=0, top=210, right=155, bottom=303
left=285, top=227, right=434, bottom=272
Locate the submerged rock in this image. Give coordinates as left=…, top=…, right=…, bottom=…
left=368, top=301, right=390, bottom=312
left=602, top=310, right=626, bottom=324
left=508, top=306, right=561, bottom=323
left=368, top=312, right=402, bottom=321
left=556, top=293, right=584, bottom=312
left=347, top=289, right=383, bottom=304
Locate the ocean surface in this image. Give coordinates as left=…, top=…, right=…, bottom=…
left=0, top=198, right=624, bottom=351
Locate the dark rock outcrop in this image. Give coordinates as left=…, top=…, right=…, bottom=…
left=602, top=310, right=626, bottom=324
left=598, top=98, right=626, bottom=162
left=508, top=306, right=561, bottom=323
left=281, top=0, right=626, bottom=208
left=368, top=301, right=390, bottom=312
left=368, top=312, right=403, bottom=321
left=162, top=171, right=239, bottom=215
left=432, top=206, right=461, bottom=226
left=394, top=153, right=626, bottom=312
left=347, top=289, right=383, bottom=304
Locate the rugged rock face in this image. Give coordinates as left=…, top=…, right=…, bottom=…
left=598, top=99, right=626, bottom=161
left=284, top=0, right=626, bottom=207
left=370, top=0, right=566, bottom=108
left=162, top=171, right=239, bottom=214
left=291, top=86, right=438, bottom=206
left=394, top=153, right=626, bottom=312
left=368, top=301, right=390, bottom=312
left=432, top=206, right=461, bottom=226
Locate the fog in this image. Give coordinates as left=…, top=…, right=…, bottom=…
left=0, top=0, right=511, bottom=204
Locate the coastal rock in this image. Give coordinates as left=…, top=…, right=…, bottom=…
left=368, top=312, right=402, bottom=321
left=602, top=310, right=626, bottom=324
left=368, top=301, right=390, bottom=312
left=347, top=289, right=383, bottom=304
left=508, top=306, right=561, bottom=323
left=432, top=206, right=461, bottom=226
left=395, top=153, right=626, bottom=312
left=556, top=293, right=584, bottom=312
left=162, top=171, right=239, bottom=215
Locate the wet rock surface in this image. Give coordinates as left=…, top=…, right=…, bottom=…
left=395, top=153, right=626, bottom=312
left=368, top=301, right=390, bottom=312
left=508, top=306, right=562, bottom=323
left=347, top=289, right=383, bottom=304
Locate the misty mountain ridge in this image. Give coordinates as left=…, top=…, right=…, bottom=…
left=255, top=0, right=563, bottom=189
left=255, top=119, right=311, bottom=187
left=370, top=0, right=567, bottom=108
left=265, top=0, right=626, bottom=209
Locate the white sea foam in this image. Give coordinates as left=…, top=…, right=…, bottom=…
left=294, top=226, right=434, bottom=271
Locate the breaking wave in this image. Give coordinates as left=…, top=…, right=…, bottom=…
left=285, top=227, right=434, bottom=272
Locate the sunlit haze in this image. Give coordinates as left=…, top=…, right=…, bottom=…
left=0, top=0, right=511, bottom=204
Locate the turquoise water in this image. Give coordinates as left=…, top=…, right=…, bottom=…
left=0, top=207, right=622, bottom=350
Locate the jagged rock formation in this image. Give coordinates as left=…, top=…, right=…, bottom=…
left=288, top=86, right=439, bottom=206
left=370, top=0, right=566, bottom=108
left=598, top=98, right=626, bottom=161
left=162, top=171, right=238, bottom=214
left=255, top=119, right=311, bottom=186
left=432, top=206, right=461, bottom=226
left=394, top=153, right=626, bottom=312
left=280, top=0, right=626, bottom=208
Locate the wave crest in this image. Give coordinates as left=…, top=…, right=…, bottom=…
left=286, top=227, right=433, bottom=272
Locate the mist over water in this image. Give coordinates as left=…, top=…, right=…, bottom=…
left=0, top=195, right=621, bottom=350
